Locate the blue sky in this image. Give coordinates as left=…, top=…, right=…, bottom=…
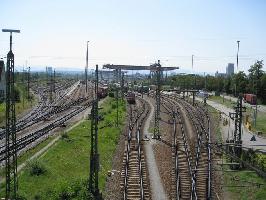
left=1, top=0, right=266, bottom=74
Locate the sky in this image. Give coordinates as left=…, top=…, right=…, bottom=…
left=0, top=0, right=266, bottom=74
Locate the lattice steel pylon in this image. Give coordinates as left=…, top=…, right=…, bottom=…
left=89, top=64, right=101, bottom=199
left=2, top=29, right=20, bottom=200
left=229, top=94, right=246, bottom=158
left=153, top=60, right=162, bottom=139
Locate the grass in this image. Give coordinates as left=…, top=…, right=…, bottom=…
left=209, top=98, right=266, bottom=199
left=0, top=135, right=55, bottom=179
left=252, top=111, right=266, bottom=135
left=0, top=97, right=126, bottom=199
left=0, top=84, right=36, bottom=126
left=222, top=166, right=266, bottom=200
left=208, top=95, right=235, bottom=109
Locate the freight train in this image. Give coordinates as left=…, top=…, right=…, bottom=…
left=126, top=92, right=136, bottom=104
left=98, top=86, right=108, bottom=98
left=243, top=93, right=257, bottom=105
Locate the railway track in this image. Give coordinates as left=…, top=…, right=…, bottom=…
left=121, top=97, right=150, bottom=200
left=0, top=82, right=94, bottom=162
left=159, top=94, right=212, bottom=200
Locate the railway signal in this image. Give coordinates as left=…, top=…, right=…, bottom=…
left=2, top=28, right=20, bottom=200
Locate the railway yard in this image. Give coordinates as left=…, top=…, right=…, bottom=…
left=2, top=1, right=266, bottom=199
left=0, top=69, right=265, bottom=200
left=0, top=68, right=265, bottom=200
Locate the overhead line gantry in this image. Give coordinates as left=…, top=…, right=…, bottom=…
left=103, top=61, right=179, bottom=139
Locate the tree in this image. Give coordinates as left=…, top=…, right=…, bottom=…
left=248, top=60, right=264, bottom=92
left=224, top=77, right=232, bottom=94
left=260, top=74, right=266, bottom=104
left=248, top=60, right=265, bottom=101
left=232, top=71, right=248, bottom=95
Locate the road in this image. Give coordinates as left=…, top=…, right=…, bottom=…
left=196, top=97, right=266, bottom=151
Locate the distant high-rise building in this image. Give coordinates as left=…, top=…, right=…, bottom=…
left=226, top=63, right=234, bottom=76
left=0, top=60, right=6, bottom=101
left=46, top=66, right=53, bottom=75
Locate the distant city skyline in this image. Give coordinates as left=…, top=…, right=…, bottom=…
left=1, top=0, right=266, bottom=74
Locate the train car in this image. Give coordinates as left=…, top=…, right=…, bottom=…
left=243, top=93, right=256, bottom=105
left=98, top=86, right=108, bottom=98
left=126, top=92, right=136, bottom=104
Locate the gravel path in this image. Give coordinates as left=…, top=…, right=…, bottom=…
left=143, top=96, right=167, bottom=200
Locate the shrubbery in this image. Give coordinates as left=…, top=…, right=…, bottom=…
left=27, top=160, right=47, bottom=176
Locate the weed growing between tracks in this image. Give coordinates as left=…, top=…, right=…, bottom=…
left=0, top=97, right=126, bottom=199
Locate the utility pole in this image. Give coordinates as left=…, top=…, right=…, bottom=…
left=2, top=28, right=20, bottom=200
left=22, top=66, right=25, bottom=108
left=153, top=60, right=161, bottom=139
left=192, top=55, right=194, bottom=69
left=49, top=68, right=53, bottom=103
left=53, top=69, right=56, bottom=93
left=141, top=82, right=144, bottom=98
left=27, top=66, right=30, bottom=100
left=89, top=65, right=101, bottom=199
left=204, top=72, right=207, bottom=90
left=85, top=41, right=89, bottom=93
left=121, top=72, right=125, bottom=99
left=237, top=41, right=240, bottom=70
left=116, top=86, right=119, bottom=127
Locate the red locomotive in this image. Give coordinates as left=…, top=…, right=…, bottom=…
left=98, top=86, right=108, bottom=98
left=243, top=93, right=257, bottom=105
left=126, top=92, right=136, bottom=104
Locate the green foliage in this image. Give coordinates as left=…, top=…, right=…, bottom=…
left=108, top=92, right=114, bottom=97
left=61, top=132, right=71, bottom=142
left=5, top=97, right=126, bottom=199
left=27, top=160, right=47, bottom=176
left=223, top=167, right=266, bottom=199
left=169, top=60, right=266, bottom=104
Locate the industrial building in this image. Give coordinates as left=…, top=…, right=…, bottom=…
left=0, top=60, right=5, bottom=101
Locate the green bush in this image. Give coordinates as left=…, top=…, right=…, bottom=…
left=61, top=132, right=71, bottom=142
left=27, top=160, right=47, bottom=176
left=108, top=92, right=114, bottom=97
left=56, top=179, right=94, bottom=200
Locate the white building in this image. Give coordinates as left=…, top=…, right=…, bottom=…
left=0, top=60, right=5, bottom=101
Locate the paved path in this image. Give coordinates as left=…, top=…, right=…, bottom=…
left=222, top=95, right=266, bottom=113
left=143, top=96, right=167, bottom=200
left=197, top=97, right=266, bottom=151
